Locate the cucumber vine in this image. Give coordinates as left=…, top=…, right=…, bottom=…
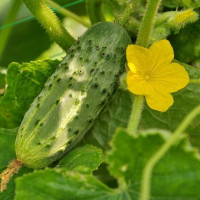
left=23, top=0, right=75, bottom=50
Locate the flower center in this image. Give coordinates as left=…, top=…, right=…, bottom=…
left=144, top=75, right=150, bottom=81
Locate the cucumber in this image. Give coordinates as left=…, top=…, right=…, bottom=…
left=15, top=22, right=131, bottom=169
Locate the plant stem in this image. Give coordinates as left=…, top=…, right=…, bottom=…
left=46, top=0, right=90, bottom=27
left=127, top=0, right=162, bottom=135
left=86, top=0, right=105, bottom=24
left=190, top=79, right=200, bottom=84
left=127, top=95, right=144, bottom=135
left=23, top=0, right=75, bottom=51
left=0, top=0, right=22, bottom=63
left=136, top=0, right=162, bottom=47
left=140, top=104, right=200, bottom=200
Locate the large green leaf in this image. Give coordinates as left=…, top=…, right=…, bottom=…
left=107, top=129, right=200, bottom=199
left=58, top=145, right=103, bottom=175
left=15, top=129, right=200, bottom=199
left=84, top=62, right=200, bottom=149
left=15, top=169, right=116, bottom=200
left=0, top=59, right=59, bottom=128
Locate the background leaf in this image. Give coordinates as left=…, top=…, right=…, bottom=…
left=0, top=128, right=31, bottom=200
left=107, top=129, right=200, bottom=199
left=15, top=169, right=116, bottom=200
left=82, top=90, right=132, bottom=150
left=0, top=20, right=52, bottom=68
left=168, top=19, right=200, bottom=64
left=0, top=59, right=59, bottom=128
left=0, top=128, right=16, bottom=169
left=58, top=145, right=103, bottom=175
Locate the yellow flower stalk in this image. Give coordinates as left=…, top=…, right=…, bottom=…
left=126, top=39, right=189, bottom=112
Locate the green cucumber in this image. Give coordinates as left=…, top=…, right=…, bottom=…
left=15, top=22, right=131, bottom=169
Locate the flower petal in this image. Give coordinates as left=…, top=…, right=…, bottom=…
left=149, top=40, right=174, bottom=71
left=151, top=62, right=189, bottom=93
left=145, top=91, right=174, bottom=112
left=126, top=44, right=151, bottom=72
left=126, top=71, right=154, bottom=95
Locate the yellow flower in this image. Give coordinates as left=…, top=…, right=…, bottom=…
left=175, top=9, right=196, bottom=23
left=126, top=39, right=189, bottom=112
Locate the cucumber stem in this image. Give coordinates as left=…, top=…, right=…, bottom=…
left=46, top=0, right=90, bottom=27
left=0, top=159, right=23, bottom=192
left=127, top=95, right=144, bottom=134
left=127, top=0, right=162, bottom=135
left=22, top=0, right=75, bottom=51
left=136, top=0, right=162, bottom=47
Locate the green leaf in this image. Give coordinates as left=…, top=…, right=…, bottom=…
left=0, top=59, right=59, bottom=128
left=0, top=128, right=16, bottom=169
left=15, top=129, right=200, bottom=199
left=15, top=169, right=117, bottom=200
left=82, top=89, right=132, bottom=150
left=168, top=20, right=200, bottom=63
left=107, top=129, right=200, bottom=198
left=0, top=128, right=31, bottom=200
left=58, top=145, right=103, bottom=174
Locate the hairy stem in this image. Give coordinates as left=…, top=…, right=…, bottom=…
left=127, top=0, right=162, bottom=135
left=127, top=95, right=144, bottom=135
left=0, top=0, right=22, bottom=63
left=140, top=105, right=200, bottom=200
left=23, top=0, right=75, bottom=51
left=46, top=0, right=90, bottom=27
left=136, top=0, right=162, bottom=47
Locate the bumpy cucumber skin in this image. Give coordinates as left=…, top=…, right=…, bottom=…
left=15, top=22, right=131, bottom=168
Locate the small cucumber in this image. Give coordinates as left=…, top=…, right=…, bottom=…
left=15, top=22, right=131, bottom=168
